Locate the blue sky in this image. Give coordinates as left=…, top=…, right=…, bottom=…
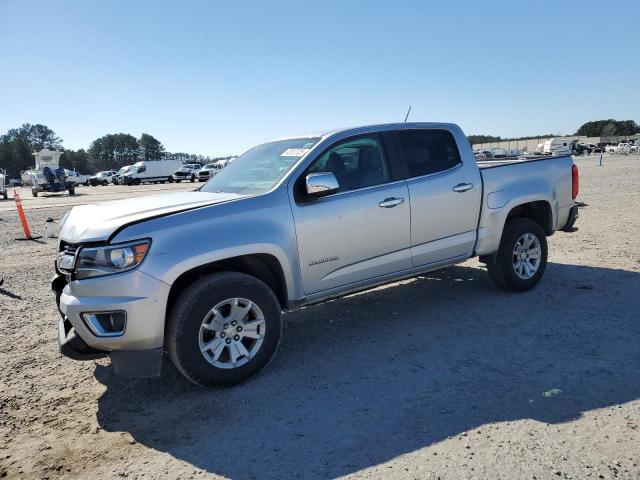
left=1, top=0, right=638, bottom=156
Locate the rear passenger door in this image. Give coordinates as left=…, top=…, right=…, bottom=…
left=396, top=129, right=482, bottom=266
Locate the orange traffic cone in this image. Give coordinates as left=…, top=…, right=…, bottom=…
left=14, top=189, right=42, bottom=241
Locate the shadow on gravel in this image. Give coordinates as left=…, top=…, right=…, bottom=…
left=0, top=287, right=22, bottom=299
left=95, top=262, right=640, bottom=479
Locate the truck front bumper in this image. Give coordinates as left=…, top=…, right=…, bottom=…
left=52, top=269, right=170, bottom=377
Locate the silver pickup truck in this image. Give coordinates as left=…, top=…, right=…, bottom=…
left=52, top=123, right=579, bottom=387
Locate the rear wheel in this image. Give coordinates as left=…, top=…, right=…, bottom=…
left=32, top=189, right=38, bottom=197
left=486, top=217, right=548, bottom=292
left=134, top=178, right=141, bottom=185
left=168, top=176, right=174, bottom=183
left=167, top=272, right=282, bottom=387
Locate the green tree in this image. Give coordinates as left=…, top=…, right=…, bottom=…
left=0, top=123, right=63, bottom=177
left=87, top=133, right=139, bottom=171
left=60, top=149, right=90, bottom=173
left=138, top=133, right=164, bottom=161
left=576, top=119, right=639, bottom=137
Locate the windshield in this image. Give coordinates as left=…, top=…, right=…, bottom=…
left=201, top=137, right=320, bottom=194
left=118, top=167, right=130, bottom=174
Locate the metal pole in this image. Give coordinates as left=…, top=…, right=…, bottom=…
left=599, top=152, right=603, bottom=166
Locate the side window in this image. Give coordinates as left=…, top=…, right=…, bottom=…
left=138, top=166, right=146, bottom=173
left=307, top=135, right=391, bottom=193
left=397, top=130, right=461, bottom=177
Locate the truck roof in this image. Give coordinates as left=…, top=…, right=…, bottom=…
left=273, top=122, right=460, bottom=142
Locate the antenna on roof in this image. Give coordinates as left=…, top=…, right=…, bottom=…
left=404, top=105, right=412, bottom=122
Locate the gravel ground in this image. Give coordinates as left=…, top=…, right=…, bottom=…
left=1, top=155, right=639, bottom=480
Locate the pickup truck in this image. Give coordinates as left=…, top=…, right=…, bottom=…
left=52, top=123, right=579, bottom=387
left=65, top=170, right=91, bottom=186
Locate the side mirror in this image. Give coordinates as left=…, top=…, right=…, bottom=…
left=306, top=172, right=339, bottom=197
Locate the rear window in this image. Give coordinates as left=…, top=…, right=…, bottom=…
left=397, top=130, right=461, bottom=177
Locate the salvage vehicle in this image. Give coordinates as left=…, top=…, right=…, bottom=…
left=52, top=123, right=579, bottom=387
left=113, top=165, right=133, bottom=184
left=65, top=170, right=91, bottom=186
left=171, top=163, right=201, bottom=183
left=89, top=170, right=117, bottom=186
left=197, top=160, right=226, bottom=182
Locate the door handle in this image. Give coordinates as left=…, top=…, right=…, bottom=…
left=379, top=197, right=404, bottom=208
left=453, top=183, right=474, bottom=192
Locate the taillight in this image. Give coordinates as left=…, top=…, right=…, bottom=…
left=571, top=164, right=579, bottom=199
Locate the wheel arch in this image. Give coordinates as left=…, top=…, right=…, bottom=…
left=165, top=253, right=289, bottom=333
left=505, top=200, right=553, bottom=235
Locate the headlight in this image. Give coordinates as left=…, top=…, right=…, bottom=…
left=75, top=239, right=150, bottom=279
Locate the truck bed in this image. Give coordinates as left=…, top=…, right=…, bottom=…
left=477, top=154, right=571, bottom=169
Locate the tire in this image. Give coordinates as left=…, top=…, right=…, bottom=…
left=3, top=191, right=7, bottom=200
left=68, top=187, right=75, bottom=196
left=176, top=179, right=182, bottom=183
left=167, top=272, right=282, bottom=388
left=32, top=189, right=38, bottom=197
left=102, top=180, right=108, bottom=186
left=168, top=176, right=174, bottom=183
left=134, top=178, right=141, bottom=185
left=190, top=176, right=195, bottom=183
left=486, top=217, right=548, bottom=292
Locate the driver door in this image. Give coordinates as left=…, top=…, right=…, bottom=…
left=290, top=134, right=411, bottom=295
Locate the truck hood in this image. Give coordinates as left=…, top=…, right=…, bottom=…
left=59, top=191, right=243, bottom=243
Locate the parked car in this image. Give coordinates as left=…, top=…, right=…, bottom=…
left=197, top=161, right=226, bottom=182
left=89, top=171, right=117, bottom=186
left=569, top=141, right=591, bottom=156
left=53, top=122, right=579, bottom=387
left=9, top=178, right=23, bottom=187
left=65, top=170, right=91, bottom=186
left=122, top=160, right=184, bottom=185
left=491, top=147, right=507, bottom=158
left=473, top=149, right=493, bottom=160
left=588, top=144, right=603, bottom=154
left=506, top=148, right=521, bottom=157
left=112, top=166, right=130, bottom=184
left=606, top=143, right=631, bottom=155
left=171, top=163, right=201, bottom=183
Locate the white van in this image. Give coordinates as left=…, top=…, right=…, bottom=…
left=122, top=160, right=183, bottom=185
left=543, top=139, right=572, bottom=156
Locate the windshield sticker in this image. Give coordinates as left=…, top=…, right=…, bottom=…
left=280, top=148, right=311, bottom=157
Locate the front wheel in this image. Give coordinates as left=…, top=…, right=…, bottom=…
left=486, top=217, right=548, bottom=292
left=167, top=272, right=282, bottom=388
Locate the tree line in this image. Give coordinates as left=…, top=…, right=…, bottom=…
left=0, top=123, right=232, bottom=178
left=468, top=119, right=639, bottom=145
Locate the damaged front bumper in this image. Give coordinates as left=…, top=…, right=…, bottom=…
left=52, top=272, right=166, bottom=378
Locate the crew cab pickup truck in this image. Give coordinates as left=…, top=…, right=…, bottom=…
left=52, top=123, right=579, bottom=387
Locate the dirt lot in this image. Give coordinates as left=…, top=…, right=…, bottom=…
left=1, top=156, right=639, bottom=480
